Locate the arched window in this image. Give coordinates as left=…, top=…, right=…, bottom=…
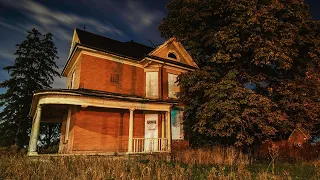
left=168, top=52, right=177, bottom=59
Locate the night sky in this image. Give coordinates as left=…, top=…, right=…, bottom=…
left=0, top=0, right=319, bottom=92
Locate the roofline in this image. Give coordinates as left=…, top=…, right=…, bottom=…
left=62, top=43, right=143, bottom=76
left=147, top=37, right=176, bottom=56
left=288, top=128, right=312, bottom=140
left=143, top=55, right=197, bottom=70
left=62, top=43, right=198, bottom=76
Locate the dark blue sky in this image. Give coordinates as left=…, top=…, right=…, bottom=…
left=0, top=0, right=319, bottom=90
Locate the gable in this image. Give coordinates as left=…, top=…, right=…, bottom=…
left=288, top=128, right=312, bottom=143
left=149, top=38, right=198, bottom=68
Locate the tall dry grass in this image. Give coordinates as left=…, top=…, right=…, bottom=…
left=0, top=146, right=319, bottom=179
left=172, top=146, right=250, bottom=165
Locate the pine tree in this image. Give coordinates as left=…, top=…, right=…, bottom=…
left=159, top=0, right=320, bottom=147
left=0, top=28, right=60, bottom=147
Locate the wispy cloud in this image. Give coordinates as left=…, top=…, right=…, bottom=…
left=52, top=76, right=66, bottom=89
left=0, top=49, right=16, bottom=62
left=0, top=0, right=124, bottom=41
left=121, top=0, right=164, bottom=32
left=114, top=0, right=164, bottom=32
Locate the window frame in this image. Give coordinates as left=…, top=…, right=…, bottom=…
left=145, top=71, right=159, bottom=98
left=168, top=73, right=179, bottom=99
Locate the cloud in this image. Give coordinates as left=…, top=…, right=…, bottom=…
left=0, top=0, right=124, bottom=41
left=121, top=1, right=165, bottom=32
left=0, top=49, right=16, bottom=61
left=52, top=76, right=66, bottom=89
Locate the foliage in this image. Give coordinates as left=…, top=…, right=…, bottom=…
left=159, top=0, right=320, bottom=146
left=0, top=28, right=60, bottom=147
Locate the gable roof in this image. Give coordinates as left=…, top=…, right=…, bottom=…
left=297, top=127, right=312, bottom=139
left=63, top=29, right=198, bottom=76
left=75, top=28, right=154, bottom=60
left=148, top=38, right=199, bottom=68
left=289, top=127, right=312, bottom=140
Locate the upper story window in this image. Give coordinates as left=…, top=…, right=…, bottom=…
left=168, top=73, right=179, bottom=98
left=168, top=52, right=177, bottom=59
left=168, top=51, right=181, bottom=62
left=110, top=74, right=120, bottom=84
left=70, top=71, right=75, bottom=89
left=146, top=72, right=159, bottom=98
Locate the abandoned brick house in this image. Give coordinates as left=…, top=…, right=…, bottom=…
left=27, top=28, right=198, bottom=155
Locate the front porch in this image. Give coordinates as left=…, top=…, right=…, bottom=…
left=28, top=89, right=176, bottom=156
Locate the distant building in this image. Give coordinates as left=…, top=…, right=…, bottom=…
left=288, top=127, right=312, bottom=146
left=27, top=28, right=198, bottom=155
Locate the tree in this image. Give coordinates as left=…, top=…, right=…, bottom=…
left=0, top=28, right=60, bottom=147
left=159, top=0, right=320, bottom=147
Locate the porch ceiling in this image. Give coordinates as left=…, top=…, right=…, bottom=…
left=41, top=104, right=68, bottom=123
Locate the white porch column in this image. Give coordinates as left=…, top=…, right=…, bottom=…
left=166, top=110, right=172, bottom=152
left=161, top=113, right=165, bottom=150
left=64, top=107, right=71, bottom=143
left=127, top=108, right=135, bottom=153
left=28, top=105, right=42, bottom=156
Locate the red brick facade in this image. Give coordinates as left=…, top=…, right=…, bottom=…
left=79, top=54, right=146, bottom=96
left=56, top=35, right=195, bottom=154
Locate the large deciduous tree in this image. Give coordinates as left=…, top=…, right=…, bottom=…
left=0, top=28, right=60, bottom=147
left=159, top=0, right=320, bottom=147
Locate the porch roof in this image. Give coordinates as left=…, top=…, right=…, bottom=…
left=30, top=89, right=178, bottom=117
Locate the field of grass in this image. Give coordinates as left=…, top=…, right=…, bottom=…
left=1, top=147, right=319, bottom=179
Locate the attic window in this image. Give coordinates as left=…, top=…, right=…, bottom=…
left=110, top=74, right=120, bottom=84
left=168, top=52, right=177, bottom=59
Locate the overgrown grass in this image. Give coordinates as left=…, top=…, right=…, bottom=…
left=0, top=147, right=319, bottom=179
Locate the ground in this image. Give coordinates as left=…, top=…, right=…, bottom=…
left=1, top=147, right=319, bottom=179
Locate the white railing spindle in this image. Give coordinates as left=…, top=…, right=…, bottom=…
left=131, top=138, right=168, bottom=153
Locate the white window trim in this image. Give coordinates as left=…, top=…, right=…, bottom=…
left=146, top=71, right=159, bottom=98
left=71, top=71, right=75, bottom=89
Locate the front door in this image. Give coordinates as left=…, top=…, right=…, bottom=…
left=144, top=114, right=158, bottom=152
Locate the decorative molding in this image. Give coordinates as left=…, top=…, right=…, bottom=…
left=144, top=67, right=160, bottom=72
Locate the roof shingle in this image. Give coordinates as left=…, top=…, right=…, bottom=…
left=76, top=28, right=154, bottom=60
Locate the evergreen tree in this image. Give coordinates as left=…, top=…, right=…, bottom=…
left=0, top=28, right=60, bottom=147
left=159, top=0, right=320, bottom=146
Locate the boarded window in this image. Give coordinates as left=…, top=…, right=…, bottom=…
left=70, top=71, right=75, bottom=89
left=171, top=110, right=184, bottom=140
left=168, top=73, right=179, bottom=98
left=110, top=74, right=120, bottom=84
left=146, top=72, right=158, bottom=98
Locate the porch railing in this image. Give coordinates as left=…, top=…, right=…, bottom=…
left=133, top=138, right=168, bottom=153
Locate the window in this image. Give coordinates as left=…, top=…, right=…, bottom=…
left=110, top=74, right=120, bottom=84
left=70, top=71, right=75, bottom=89
left=168, top=52, right=177, bottom=59
left=171, top=109, right=184, bottom=140
left=168, top=73, right=179, bottom=98
left=146, top=72, right=158, bottom=98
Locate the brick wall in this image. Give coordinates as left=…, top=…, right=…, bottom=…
left=71, top=53, right=182, bottom=100
left=68, top=107, right=151, bottom=153
left=79, top=54, right=145, bottom=96
left=58, top=106, right=168, bottom=153
left=66, top=56, right=82, bottom=89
